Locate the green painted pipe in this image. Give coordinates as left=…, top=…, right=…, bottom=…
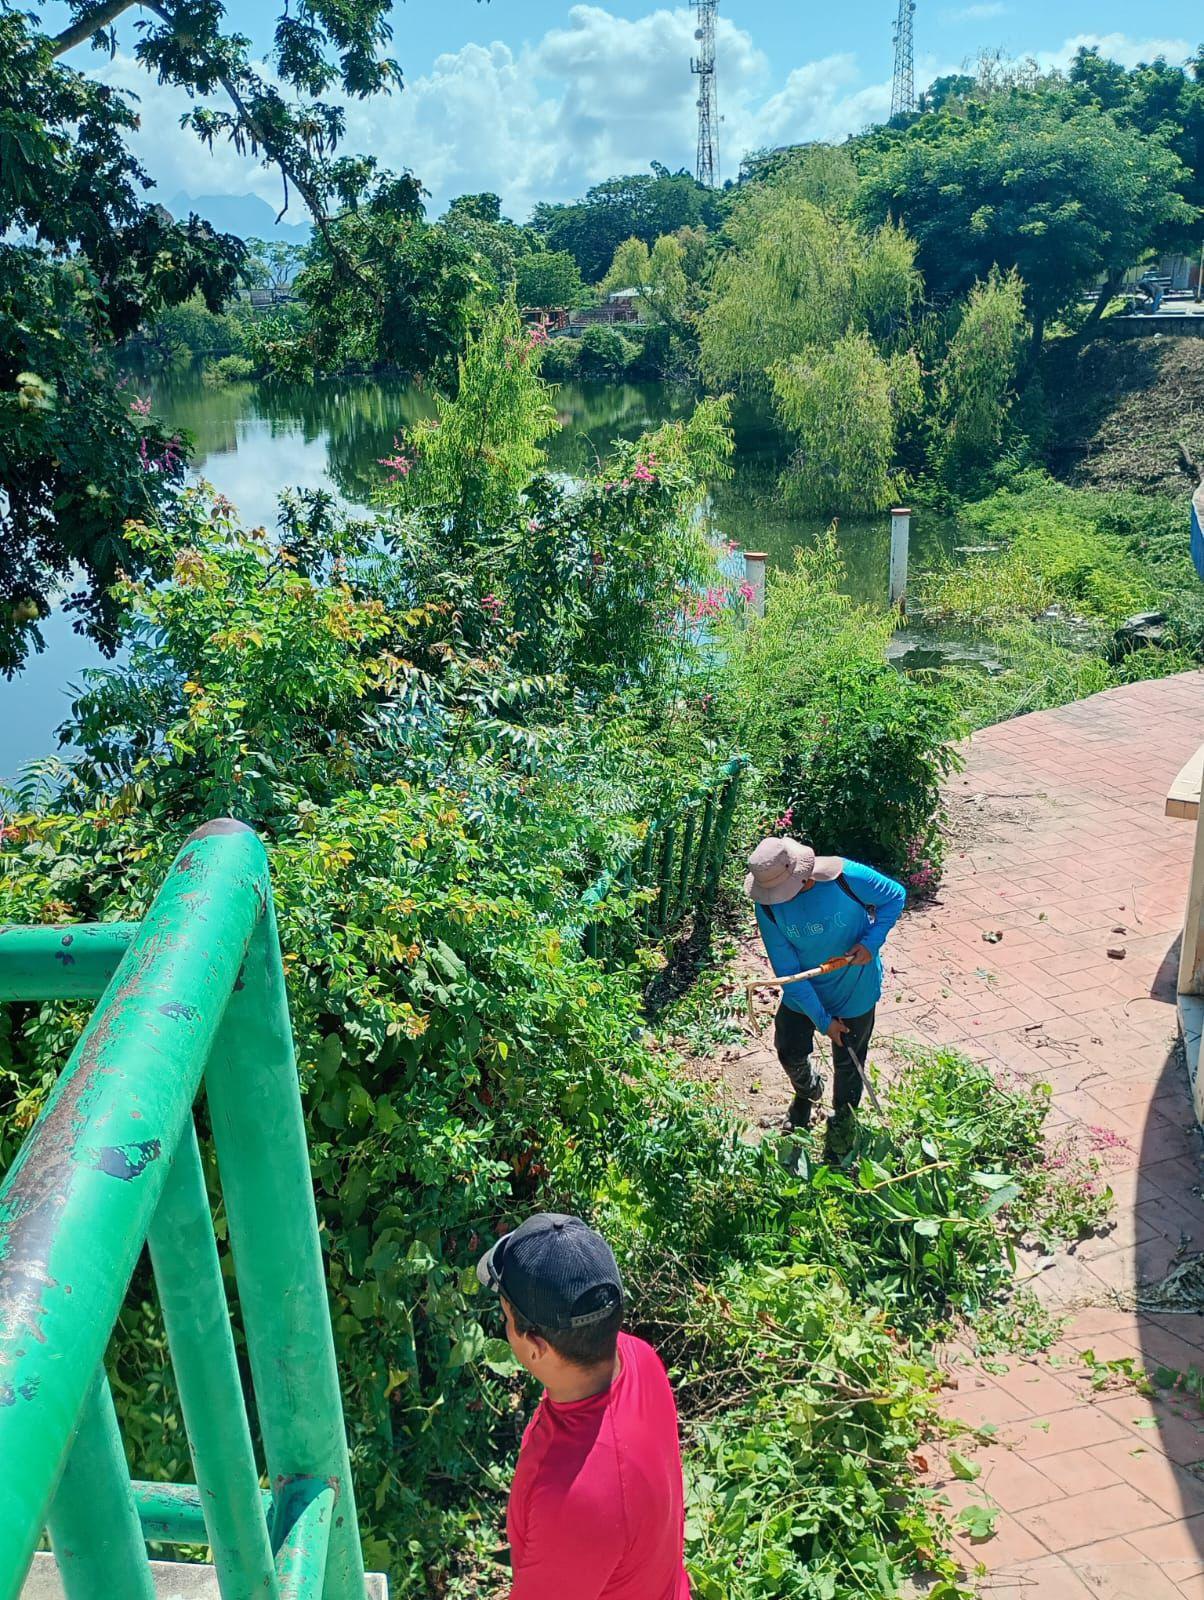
left=46, top=1373, right=156, bottom=1600
left=132, top=1479, right=273, bottom=1545
left=0, top=823, right=268, bottom=1598
left=146, top=1119, right=279, bottom=1599
left=204, top=901, right=366, bottom=1600
left=274, top=1483, right=335, bottom=1600
left=0, top=922, right=137, bottom=1001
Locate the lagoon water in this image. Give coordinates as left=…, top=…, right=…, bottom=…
left=2, top=372, right=960, bottom=778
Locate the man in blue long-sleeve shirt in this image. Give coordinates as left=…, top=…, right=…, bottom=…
left=745, top=837, right=906, bottom=1135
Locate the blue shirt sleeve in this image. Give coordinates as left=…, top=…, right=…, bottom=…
left=842, top=860, right=906, bottom=955
left=753, top=904, right=832, bottom=1030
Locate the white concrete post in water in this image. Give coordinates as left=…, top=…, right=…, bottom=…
left=889, top=508, right=911, bottom=612
left=743, top=551, right=767, bottom=618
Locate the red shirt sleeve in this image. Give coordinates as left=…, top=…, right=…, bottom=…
left=508, top=1476, right=626, bottom=1600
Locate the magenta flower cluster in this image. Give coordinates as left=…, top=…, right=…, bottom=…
left=378, top=434, right=414, bottom=479
left=139, top=434, right=182, bottom=473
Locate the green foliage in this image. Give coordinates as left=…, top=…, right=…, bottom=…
left=0, top=298, right=983, bottom=1597
left=202, top=353, right=257, bottom=386
left=0, top=10, right=244, bottom=670
left=146, top=298, right=251, bottom=363
left=773, top=333, right=922, bottom=514
left=531, top=165, right=722, bottom=282
left=578, top=324, right=640, bottom=378
left=441, top=193, right=533, bottom=289
left=858, top=95, right=1192, bottom=345
left=700, top=196, right=921, bottom=392
left=514, top=249, right=588, bottom=310
left=288, top=177, right=485, bottom=378
left=908, top=475, right=1204, bottom=727
left=713, top=534, right=961, bottom=877
left=934, top=269, right=1026, bottom=488
left=382, top=301, right=558, bottom=538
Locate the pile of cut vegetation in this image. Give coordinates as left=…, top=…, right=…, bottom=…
left=1043, top=332, right=1204, bottom=497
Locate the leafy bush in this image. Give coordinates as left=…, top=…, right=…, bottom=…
left=202, top=353, right=256, bottom=386
left=712, top=534, right=961, bottom=877
left=577, top=323, right=639, bottom=378
left=538, top=334, right=580, bottom=380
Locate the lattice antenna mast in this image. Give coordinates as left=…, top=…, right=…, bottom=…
left=891, top=0, right=917, bottom=119
left=691, top=0, right=719, bottom=188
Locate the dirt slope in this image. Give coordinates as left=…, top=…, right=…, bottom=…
left=1043, top=332, right=1204, bottom=496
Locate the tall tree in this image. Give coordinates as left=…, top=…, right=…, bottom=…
left=530, top=166, right=721, bottom=282
left=858, top=94, right=1192, bottom=351
left=1, top=1, right=408, bottom=672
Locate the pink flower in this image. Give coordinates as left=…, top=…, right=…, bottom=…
left=632, top=461, right=656, bottom=484
left=378, top=434, right=413, bottom=479
left=130, top=395, right=152, bottom=417
left=774, top=806, right=795, bottom=831
left=528, top=518, right=541, bottom=532
left=724, top=538, right=739, bottom=553
left=481, top=593, right=503, bottom=616
left=738, top=581, right=755, bottom=605
left=527, top=324, right=549, bottom=347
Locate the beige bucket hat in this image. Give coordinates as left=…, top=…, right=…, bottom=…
left=744, top=837, right=844, bottom=905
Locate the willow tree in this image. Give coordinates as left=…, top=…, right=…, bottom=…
left=772, top=334, right=921, bottom=515
left=934, top=268, right=1027, bottom=486
left=698, top=196, right=921, bottom=392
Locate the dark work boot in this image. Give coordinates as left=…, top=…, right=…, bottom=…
left=785, top=1072, right=825, bottom=1131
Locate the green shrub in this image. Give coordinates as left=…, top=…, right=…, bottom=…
left=713, top=534, right=962, bottom=878
left=539, top=334, right=580, bottom=380
left=577, top=323, right=639, bottom=378
left=201, top=352, right=256, bottom=385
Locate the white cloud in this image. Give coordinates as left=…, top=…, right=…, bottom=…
left=1037, top=32, right=1195, bottom=72
left=942, top=3, right=1009, bottom=23
left=73, top=16, right=1203, bottom=226
left=79, top=8, right=892, bottom=217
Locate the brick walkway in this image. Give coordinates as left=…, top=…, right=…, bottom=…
left=877, top=673, right=1204, bottom=1598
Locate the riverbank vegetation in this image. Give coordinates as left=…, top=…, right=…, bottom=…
left=2, top=312, right=1104, bottom=1596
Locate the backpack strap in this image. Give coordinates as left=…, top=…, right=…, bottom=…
left=836, top=873, right=877, bottom=926
left=761, top=875, right=877, bottom=927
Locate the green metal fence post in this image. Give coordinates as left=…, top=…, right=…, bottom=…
left=705, top=762, right=745, bottom=899
left=692, top=795, right=716, bottom=890
left=204, top=896, right=366, bottom=1600
left=275, top=1483, right=336, bottom=1600
left=132, top=1480, right=272, bottom=1546
left=45, top=1373, right=156, bottom=1600
left=0, top=825, right=268, bottom=1597
left=146, top=1117, right=279, bottom=1600
left=0, top=922, right=138, bottom=1002
left=639, top=829, right=657, bottom=934
left=655, top=823, right=677, bottom=931
left=675, top=807, right=697, bottom=918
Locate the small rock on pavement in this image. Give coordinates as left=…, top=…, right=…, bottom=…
left=1106, top=946, right=1126, bottom=960
left=982, top=929, right=1003, bottom=943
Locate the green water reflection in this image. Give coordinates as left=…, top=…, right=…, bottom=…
left=144, top=368, right=960, bottom=607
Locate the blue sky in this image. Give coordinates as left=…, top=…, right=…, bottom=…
left=48, top=2, right=1200, bottom=217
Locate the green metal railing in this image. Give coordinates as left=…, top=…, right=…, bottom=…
left=580, top=755, right=747, bottom=962
left=0, top=820, right=367, bottom=1600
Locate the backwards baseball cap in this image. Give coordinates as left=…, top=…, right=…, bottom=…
left=476, top=1213, right=624, bottom=1332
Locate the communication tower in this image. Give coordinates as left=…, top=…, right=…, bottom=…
left=691, top=0, right=719, bottom=188
left=891, top=0, right=917, bottom=119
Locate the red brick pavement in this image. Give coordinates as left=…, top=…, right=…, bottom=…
left=878, top=674, right=1204, bottom=1597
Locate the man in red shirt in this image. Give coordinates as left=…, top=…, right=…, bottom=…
left=477, top=1213, right=691, bottom=1600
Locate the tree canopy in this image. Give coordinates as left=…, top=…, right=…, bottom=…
left=858, top=93, right=1193, bottom=345
left=1, top=0, right=409, bottom=671
left=530, top=165, right=723, bottom=282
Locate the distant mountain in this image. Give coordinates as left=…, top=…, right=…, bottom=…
left=167, top=191, right=311, bottom=245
